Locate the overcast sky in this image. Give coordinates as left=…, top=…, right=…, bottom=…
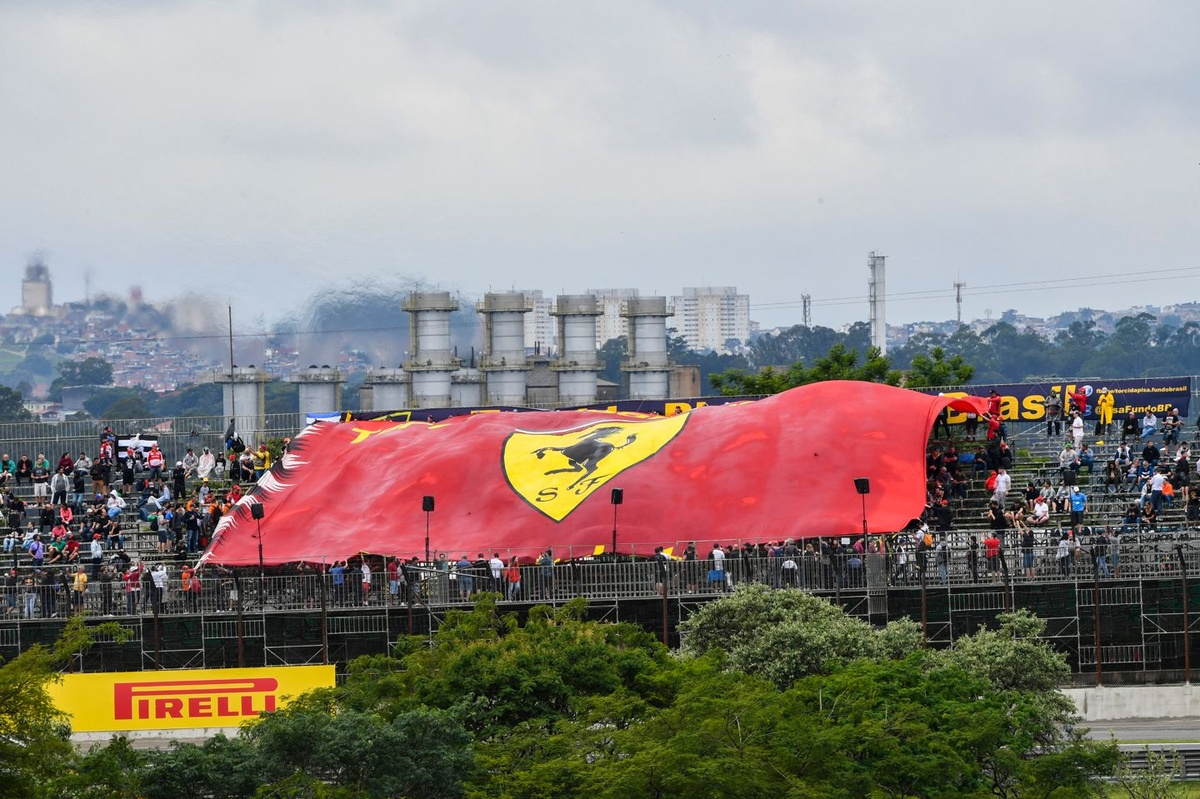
left=1, top=1, right=1197, bottom=333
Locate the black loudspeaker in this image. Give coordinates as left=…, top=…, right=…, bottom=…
left=422, top=496, right=435, bottom=512
left=250, top=502, right=265, bottom=520
left=610, top=488, right=624, bottom=505
left=854, top=478, right=871, bottom=495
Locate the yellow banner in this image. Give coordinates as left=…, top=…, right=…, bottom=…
left=46, top=665, right=334, bottom=732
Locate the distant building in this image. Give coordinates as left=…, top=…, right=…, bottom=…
left=522, top=289, right=557, bottom=355
left=19, top=257, right=53, bottom=316
left=588, top=288, right=640, bottom=347
left=668, top=287, right=750, bottom=354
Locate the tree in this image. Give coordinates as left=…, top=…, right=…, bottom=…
left=597, top=337, right=628, bottom=387
left=0, top=385, right=32, bottom=422
left=904, top=346, right=975, bottom=388
left=710, top=343, right=902, bottom=396
left=99, top=395, right=153, bottom=421
left=678, top=584, right=922, bottom=688
left=0, top=616, right=130, bottom=799
left=56, top=357, right=114, bottom=387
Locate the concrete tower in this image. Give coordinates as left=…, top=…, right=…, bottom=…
left=868, top=252, right=887, bottom=354
left=551, top=295, right=602, bottom=405
left=21, top=257, right=53, bottom=316
left=621, top=296, right=672, bottom=400
left=289, top=366, right=345, bottom=416
left=211, top=366, right=269, bottom=445
left=361, top=368, right=409, bottom=412
left=479, top=292, right=531, bottom=406
left=402, top=291, right=460, bottom=408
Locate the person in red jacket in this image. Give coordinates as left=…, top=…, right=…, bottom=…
left=1070, top=387, right=1088, bottom=415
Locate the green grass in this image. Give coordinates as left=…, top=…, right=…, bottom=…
left=0, top=347, right=25, bottom=373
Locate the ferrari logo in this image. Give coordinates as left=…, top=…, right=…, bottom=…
left=503, top=416, right=688, bottom=522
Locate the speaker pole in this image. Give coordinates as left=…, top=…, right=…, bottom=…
left=422, top=496, right=435, bottom=564
left=610, top=488, right=623, bottom=558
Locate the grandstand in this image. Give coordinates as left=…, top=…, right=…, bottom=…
left=3, top=407, right=1200, bottom=684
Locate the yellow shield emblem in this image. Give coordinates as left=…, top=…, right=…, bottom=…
left=503, top=415, right=688, bottom=522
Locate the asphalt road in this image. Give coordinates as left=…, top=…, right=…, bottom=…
left=1087, top=718, right=1200, bottom=742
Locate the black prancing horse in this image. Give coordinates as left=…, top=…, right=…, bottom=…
left=533, top=426, right=638, bottom=490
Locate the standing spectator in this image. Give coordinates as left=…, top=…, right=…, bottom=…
left=49, top=468, right=70, bottom=507
left=31, top=456, right=50, bottom=499
left=122, top=564, right=142, bottom=615
left=505, top=557, right=522, bottom=601
left=71, top=565, right=87, bottom=615
left=982, top=531, right=1002, bottom=578
left=488, top=552, right=505, bottom=594
left=455, top=554, right=473, bottom=600
left=1068, top=486, right=1088, bottom=532
left=330, top=561, right=346, bottom=606
left=1056, top=533, right=1073, bottom=576
left=1070, top=411, right=1085, bottom=451
left=991, top=467, right=1011, bottom=508
left=1093, top=529, right=1111, bottom=578
left=1162, top=407, right=1183, bottom=456
left=1069, top=386, right=1087, bottom=415
left=360, top=560, right=373, bottom=605
left=1094, top=388, right=1115, bottom=437
left=537, top=549, right=555, bottom=600
left=88, top=533, right=104, bottom=580
left=1149, top=468, right=1168, bottom=513
left=252, top=445, right=272, bottom=481
left=150, top=564, right=168, bottom=614
left=1021, top=528, right=1037, bottom=578
left=1046, top=390, right=1063, bottom=438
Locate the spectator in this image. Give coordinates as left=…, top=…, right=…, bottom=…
left=1021, top=527, right=1036, bottom=578
left=31, top=456, right=50, bottom=499
left=15, top=455, right=32, bottom=486
left=1149, top=468, right=1168, bottom=513
left=1142, top=440, right=1161, bottom=472
left=982, top=531, right=1002, bottom=578
left=991, top=467, right=1011, bottom=508
left=1121, top=411, right=1139, bottom=445
left=1070, top=411, right=1085, bottom=451
left=1103, top=460, right=1122, bottom=494
left=1046, top=390, right=1063, bottom=438
left=197, top=447, right=216, bottom=481
left=0, top=454, right=13, bottom=488
left=1094, top=387, right=1115, bottom=437
left=1093, top=528, right=1111, bottom=578
left=1163, top=407, right=1183, bottom=456
left=1114, top=443, right=1133, bottom=471
left=1077, top=444, right=1094, bottom=475
left=1068, top=486, right=1088, bottom=532
left=1141, top=410, right=1159, bottom=442
left=1059, top=443, right=1080, bottom=481
left=252, top=445, right=272, bottom=481
left=1030, top=496, right=1051, bottom=527
left=1056, top=533, right=1073, bottom=577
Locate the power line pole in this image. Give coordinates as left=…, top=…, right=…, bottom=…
left=801, top=293, right=811, bottom=327
left=954, top=281, right=965, bottom=328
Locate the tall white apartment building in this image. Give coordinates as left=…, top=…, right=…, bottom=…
left=668, top=286, right=751, bottom=354
left=522, top=290, right=557, bottom=355
left=588, top=288, right=640, bottom=347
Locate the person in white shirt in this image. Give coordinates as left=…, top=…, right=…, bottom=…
left=1070, top=411, right=1085, bottom=451
left=1141, top=411, right=1159, bottom=442
left=1031, top=497, right=1051, bottom=527
left=361, top=560, right=373, bottom=605
left=710, top=543, right=727, bottom=591
left=489, top=553, right=505, bottom=594
left=197, top=447, right=216, bottom=480
left=991, top=467, right=1012, bottom=508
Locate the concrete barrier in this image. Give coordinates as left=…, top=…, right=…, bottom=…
left=1065, top=685, right=1200, bottom=721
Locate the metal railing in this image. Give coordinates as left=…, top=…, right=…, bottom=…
left=3, top=534, right=1197, bottom=621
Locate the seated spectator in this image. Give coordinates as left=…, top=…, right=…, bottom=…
left=1114, top=443, right=1133, bottom=471
left=1030, top=497, right=1051, bottom=526
left=1103, top=460, right=1122, bottom=494
left=1142, top=411, right=1160, bottom=441
left=1077, top=444, right=1094, bottom=474
left=1140, top=500, right=1158, bottom=531
left=1142, top=440, right=1161, bottom=472
left=1059, top=443, right=1080, bottom=478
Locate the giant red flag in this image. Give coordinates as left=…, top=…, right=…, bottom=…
left=201, top=381, right=987, bottom=566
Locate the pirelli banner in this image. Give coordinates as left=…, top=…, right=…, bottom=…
left=47, top=665, right=334, bottom=732
left=926, top=376, right=1192, bottom=423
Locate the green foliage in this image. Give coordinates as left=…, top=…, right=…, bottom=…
left=679, top=583, right=923, bottom=687
left=904, top=345, right=975, bottom=388
left=139, top=734, right=262, bottom=799
left=0, top=617, right=131, bottom=799
left=243, top=706, right=472, bottom=799
left=1113, top=747, right=1188, bottom=799
left=711, top=343, right=902, bottom=396
left=0, top=385, right=32, bottom=422
left=57, top=357, right=114, bottom=387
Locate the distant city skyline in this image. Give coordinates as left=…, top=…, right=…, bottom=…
left=2, top=4, right=1196, bottom=334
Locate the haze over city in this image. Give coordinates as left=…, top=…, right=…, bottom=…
left=2, top=2, right=1198, bottom=332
